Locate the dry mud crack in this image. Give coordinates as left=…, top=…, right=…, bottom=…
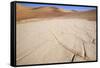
left=16, top=18, right=96, bottom=65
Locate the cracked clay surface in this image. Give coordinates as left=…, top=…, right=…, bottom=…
left=16, top=18, right=96, bottom=65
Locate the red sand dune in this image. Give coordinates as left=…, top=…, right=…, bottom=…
left=16, top=4, right=73, bottom=21
left=16, top=4, right=96, bottom=21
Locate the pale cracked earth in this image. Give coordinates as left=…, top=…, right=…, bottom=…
left=16, top=17, right=96, bottom=65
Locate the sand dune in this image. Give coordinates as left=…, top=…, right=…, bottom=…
left=16, top=4, right=96, bottom=22
left=16, top=17, right=96, bottom=65
left=65, top=10, right=96, bottom=21
left=16, top=4, right=69, bottom=21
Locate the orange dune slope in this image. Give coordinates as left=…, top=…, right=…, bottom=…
left=16, top=4, right=96, bottom=21
left=16, top=4, right=73, bottom=21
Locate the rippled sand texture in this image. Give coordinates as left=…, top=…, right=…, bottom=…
left=16, top=17, right=96, bottom=65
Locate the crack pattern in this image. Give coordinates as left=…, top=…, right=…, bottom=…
left=49, top=30, right=89, bottom=61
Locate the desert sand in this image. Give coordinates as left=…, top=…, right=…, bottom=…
left=16, top=17, right=96, bottom=65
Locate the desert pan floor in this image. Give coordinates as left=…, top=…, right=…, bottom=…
left=16, top=17, right=96, bottom=65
